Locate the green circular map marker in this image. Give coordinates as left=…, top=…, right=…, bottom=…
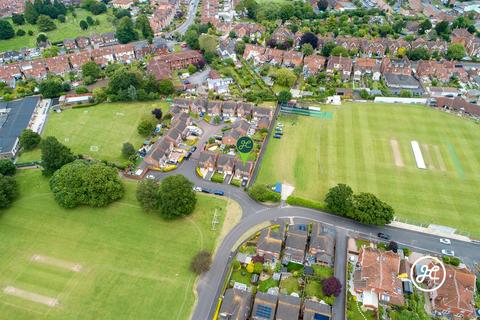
left=236, top=136, right=254, bottom=165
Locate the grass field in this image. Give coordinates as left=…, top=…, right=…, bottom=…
left=257, top=102, right=480, bottom=237
left=0, top=9, right=115, bottom=52
left=19, top=101, right=169, bottom=163
left=0, top=170, right=226, bottom=319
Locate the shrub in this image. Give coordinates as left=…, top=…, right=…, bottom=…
left=136, top=179, right=160, bottom=212
left=121, top=142, right=136, bottom=158
left=211, top=172, right=224, bottom=183
left=0, top=159, right=16, bottom=176
left=248, top=184, right=280, bottom=203
left=403, top=248, right=411, bottom=257
left=0, top=174, right=18, bottom=209
left=322, top=276, right=342, bottom=297
left=19, top=129, right=41, bottom=151
left=190, top=251, right=211, bottom=275
left=286, top=196, right=324, bottom=210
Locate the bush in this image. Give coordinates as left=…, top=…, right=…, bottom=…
left=322, top=276, right=342, bottom=297
left=137, top=118, right=157, bottom=136
left=248, top=184, right=281, bottom=203
left=211, top=172, right=224, bottom=183
left=190, top=250, right=211, bottom=275
left=442, top=256, right=461, bottom=267
left=0, top=159, right=16, bottom=176
left=403, top=248, right=411, bottom=257
left=49, top=160, right=124, bottom=208
left=0, top=174, right=18, bottom=209
left=121, top=142, right=136, bottom=158
left=286, top=196, right=324, bottom=210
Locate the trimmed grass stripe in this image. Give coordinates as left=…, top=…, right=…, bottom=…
left=447, top=143, right=465, bottom=178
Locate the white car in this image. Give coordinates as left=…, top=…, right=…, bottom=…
left=441, top=249, right=455, bottom=256
left=439, top=238, right=451, bottom=245
left=193, top=186, right=202, bottom=192
left=146, top=174, right=155, bottom=180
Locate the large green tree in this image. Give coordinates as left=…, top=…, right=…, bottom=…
left=0, top=20, right=15, bottom=40
left=81, top=61, right=101, bottom=80
left=0, top=174, right=18, bottom=209
left=19, top=129, right=41, bottom=151
left=446, top=43, right=466, bottom=60
left=135, top=14, right=153, bottom=39
left=325, top=184, right=354, bottom=215
left=50, top=160, right=124, bottom=208
left=158, top=175, right=197, bottom=218
left=24, top=1, right=39, bottom=24
left=136, top=179, right=160, bottom=212
left=275, top=68, right=297, bottom=87
left=40, top=136, right=76, bottom=176
left=37, top=14, right=56, bottom=32
left=107, top=68, right=141, bottom=93
left=349, top=192, right=394, bottom=226
left=0, top=159, right=16, bottom=176
left=116, top=16, right=138, bottom=44
left=39, top=77, right=65, bottom=98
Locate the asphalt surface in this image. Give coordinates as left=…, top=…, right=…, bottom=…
left=167, top=0, right=200, bottom=37
left=148, top=160, right=480, bottom=320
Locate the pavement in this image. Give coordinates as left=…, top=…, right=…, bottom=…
left=147, top=159, right=480, bottom=320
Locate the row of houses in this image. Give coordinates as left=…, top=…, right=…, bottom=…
left=200, top=0, right=233, bottom=33
left=150, top=1, right=178, bottom=34
left=146, top=50, right=204, bottom=80
left=351, top=246, right=477, bottom=319
left=0, top=40, right=171, bottom=86
left=219, top=223, right=336, bottom=320
left=198, top=151, right=254, bottom=183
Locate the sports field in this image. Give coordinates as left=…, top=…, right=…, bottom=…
left=19, top=101, right=168, bottom=163
left=257, top=102, right=480, bottom=237
left=0, top=170, right=226, bottom=319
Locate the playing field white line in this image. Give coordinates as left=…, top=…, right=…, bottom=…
left=3, top=287, right=59, bottom=307
left=411, top=141, right=426, bottom=169
left=390, top=139, right=404, bottom=167
left=31, top=254, right=82, bottom=272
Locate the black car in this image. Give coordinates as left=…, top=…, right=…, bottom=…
left=201, top=188, right=211, bottom=194
left=184, top=152, right=192, bottom=160
left=377, top=233, right=390, bottom=240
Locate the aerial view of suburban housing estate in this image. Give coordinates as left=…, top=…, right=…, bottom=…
left=1, top=0, right=480, bottom=318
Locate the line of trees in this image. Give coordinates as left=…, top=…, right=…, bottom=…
left=325, top=183, right=395, bottom=226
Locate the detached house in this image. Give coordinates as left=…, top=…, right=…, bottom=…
left=172, top=98, right=192, bottom=113
left=353, top=247, right=404, bottom=309
left=253, top=107, right=273, bottom=120
left=219, top=288, right=253, bottom=320
left=303, top=55, right=326, bottom=76
left=326, top=56, right=353, bottom=80
left=207, top=101, right=222, bottom=116
left=303, top=299, right=332, bottom=320
left=354, top=58, right=381, bottom=81
left=233, top=22, right=265, bottom=41
left=308, top=223, right=335, bottom=267
left=191, top=98, right=208, bottom=114
left=222, top=101, right=238, bottom=118
left=236, top=102, right=253, bottom=118
left=256, top=225, right=285, bottom=262
left=283, top=224, right=308, bottom=265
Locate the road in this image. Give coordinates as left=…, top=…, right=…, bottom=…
left=166, top=0, right=200, bottom=37
left=148, top=160, right=480, bottom=320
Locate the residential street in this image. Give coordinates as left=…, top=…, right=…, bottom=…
left=149, top=160, right=480, bottom=320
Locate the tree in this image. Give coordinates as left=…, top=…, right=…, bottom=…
left=36, top=33, right=48, bottom=44
left=158, top=175, right=197, bottom=219
left=37, top=15, right=56, bottom=32
left=79, top=20, right=88, bottom=30
left=253, top=262, right=263, bottom=274
left=419, top=19, right=432, bottom=34
left=11, top=13, right=25, bottom=25
left=81, top=61, right=101, bottom=80
left=317, top=0, right=328, bottom=11
left=446, top=43, right=466, bottom=60
left=116, top=16, right=138, bottom=44
left=39, top=77, right=64, bottom=98
left=86, top=16, right=94, bottom=26
left=40, top=136, right=76, bottom=176
left=322, top=41, right=336, bottom=56
left=122, top=142, right=136, bottom=158
left=135, top=14, right=153, bottom=39
left=114, top=8, right=131, bottom=19
left=435, top=20, right=450, bottom=36
left=57, top=14, right=65, bottom=23
left=49, top=160, right=124, bottom=208
left=0, top=20, right=15, bottom=40
left=137, top=118, right=156, bottom=136
left=188, top=64, right=197, bottom=74
left=235, top=41, right=246, bottom=55
left=323, top=276, right=342, bottom=297
left=24, top=2, right=39, bottom=24
left=184, top=29, right=200, bottom=50
left=198, top=34, right=217, bottom=54
left=302, top=43, right=314, bottom=56
left=407, top=47, right=431, bottom=61
left=158, top=79, right=174, bottom=95
left=16, top=29, right=26, bottom=36
left=275, top=68, right=297, bottom=87
left=325, top=184, right=354, bottom=215
left=387, top=241, right=398, bottom=253
left=190, top=250, right=211, bottom=275
left=277, top=90, right=292, bottom=104
left=151, top=108, right=163, bottom=120
left=0, top=174, right=18, bottom=209
left=300, top=32, right=318, bottom=49
left=136, top=179, right=160, bottom=212
left=82, top=0, right=107, bottom=15
left=107, top=68, right=141, bottom=94
left=19, top=129, right=41, bottom=151
left=350, top=192, right=394, bottom=226
left=331, top=46, right=349, bottom=57
left=0, top=159, right=16, bottom=176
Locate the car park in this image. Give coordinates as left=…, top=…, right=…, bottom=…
left=441, top=249, right=455, bottom=256
left=439, top=238, right=451, bottom=245
left=377, top=233, right=390, bottom=240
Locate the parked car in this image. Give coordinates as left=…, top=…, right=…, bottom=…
left=241, top=179, right=248, bottom=187
left=213, top=190, right=224, bottom=196
left=441, top=249, right=455, bottom=256
left=146, top=174, right=155, bottom=180
left=184, top=152, right=192, bottom=160
left=193, top=186, right=202, bottom=192
left=377, top=233, right=390, bottom=240
left=201, top=188, right=211, bottom=194
left=439, top=238, right=451, bottom=245
left=190, top=146, right=197, bottom=152
left=273, top=134, right=281, bottom=139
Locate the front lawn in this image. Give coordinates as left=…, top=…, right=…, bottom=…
left=211, top=172, right=225, bottom=183
left=18, top=101, right=169, bottom=164
left=0, top=169, right=227, bottom=320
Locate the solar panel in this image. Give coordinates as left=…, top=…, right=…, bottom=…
left=313, top=313, right=329, bottom=320
left=255, top=305, right=272, bottom=318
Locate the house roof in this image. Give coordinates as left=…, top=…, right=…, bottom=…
left=251, top=292, right=278, bottom=320
left=257, top=225, right=285, bottom=258
left=217, top=154, right=235, bottom=169
left=198, top=151, right=217, bottom=167
left=219, top=288, right=253, bottom=320
left=384, top=73, right=421, bottom=89
left=310, top=223, right=335, bottom=256
left=234, top=159, right=253, bottom=175
left=303, top=299, right=332, bottom=320
left=276, top=294, right=300, bottom=320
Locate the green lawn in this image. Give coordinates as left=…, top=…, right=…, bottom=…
left=1, top=9, right=115, bottom=51
left=257, top=102, right=480, bottom=237
left=0, top=169, right=226, bottom=320
left=19, top=101, right=169, bottom=164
